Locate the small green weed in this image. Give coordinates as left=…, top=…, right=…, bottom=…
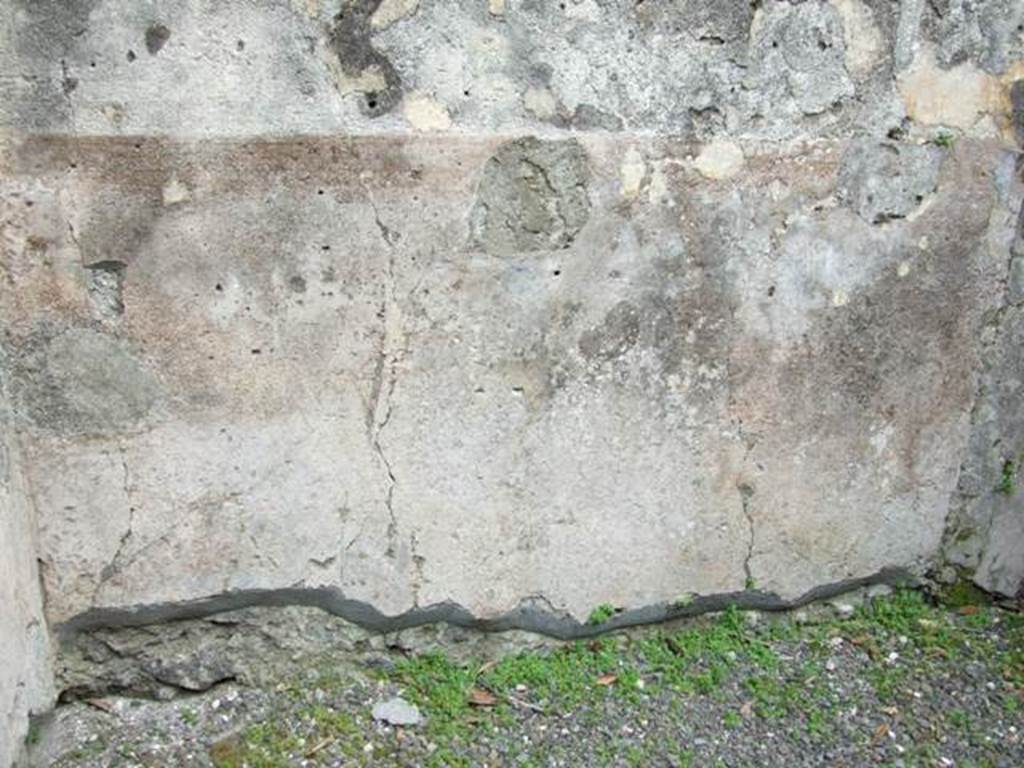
left=587, top=603, right=616, bottom=625
left=673, top=593, right=695, bottom=609
left=932, top=132, right=956, bottom=148
left=997, top=459, right=1017, bottom=495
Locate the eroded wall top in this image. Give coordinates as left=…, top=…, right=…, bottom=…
left=2, top=0, right=1022, bottom=140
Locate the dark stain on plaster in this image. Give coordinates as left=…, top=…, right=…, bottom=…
left=10, top=0, right=100, bottom=131
left=530, top=98, right=625, bottom=132
left=492, top=225, right=735, bottom=412
left=578, top=301, right=641, bottom=361
left=12, top=136, right=425, bottom=202
left=3, top=326, right=160, bottom=436
left=740, top=150, right=992, bottom=485
left=570, top=104, right=624, bottom=131
left=329, top=1, right=403, bottom=117
left=634, top=0, right=753, bottom=46
left=1011, top=80, right=1024, bottom=147
left=144, top=23, right=171, bottom=55
left=75, top=193, right=163, bottom=270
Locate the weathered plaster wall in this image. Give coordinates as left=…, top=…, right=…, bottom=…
left=1, top=0, right=1023, bottom=744
left=0, top=389, right=53, bottom=767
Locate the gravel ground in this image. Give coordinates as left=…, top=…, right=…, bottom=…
left=28, top=590, right=1024, bottom=767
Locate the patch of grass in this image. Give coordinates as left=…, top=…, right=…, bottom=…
left=635, top=606, right=779, bottom=695
left=232, top=722, right=302, bottom=768
left=997, top=459, right=1017, bottom=495
left=207, top=589, right=1021, bottom=767
left=932, top=132, right=956, bottom=148
left=942, top=577, right=989, bottom=610
left=866, top=662, right=908, bottom=702
left=625, top=743, right=649, bottom=766
left=745, top=675, right=791, bottom=719
left=805, top=706, right=832, bottom=740
left=587, top=603, right=616, bottom=625
left=852, top=587, right=932, bottom=635
left=949, top=706, right=970, bottom=725
left=179, top=706, right=198, bottom=726
left=392, top=651, right=476, bottom=740
left=998, top=627, right=1024, bottom=688
left=67, top=737, right=107, bottom=761
left=210, top=704, right=369, bottom=768
left=485, top=636, right=623, bottom=708
left=668, top=745, right=695, bottom=767
left=209, top=735, right=247, bottom=768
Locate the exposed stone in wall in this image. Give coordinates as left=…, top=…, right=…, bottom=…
left=469, top=137, right=591, bottom=255
left=1, top=0, right=1023, bottom=750
left=837, top=139, right=942, bottom=224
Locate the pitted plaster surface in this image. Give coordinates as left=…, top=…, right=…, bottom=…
left=1, top=0, right=1023, bottom=750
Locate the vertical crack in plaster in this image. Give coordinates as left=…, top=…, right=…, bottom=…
left=733, top=405, right=762, bottom=591
left=738, top=482, right=756, bottom=590
left=59, top=59, right=78, bottom=131
left=360, top=176, right=404, bottom=559
left=410, top=532, right=426, bottom=607
left=66, top=219, right=81, bottom=252
left=94, top=444, right=135, bottom=604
